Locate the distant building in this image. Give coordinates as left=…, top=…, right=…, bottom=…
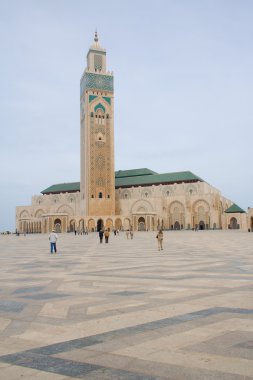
left=16, top=33, right=248, bottom=233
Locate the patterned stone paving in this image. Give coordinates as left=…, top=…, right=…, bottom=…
left=0, top=230, right=253, bottom=379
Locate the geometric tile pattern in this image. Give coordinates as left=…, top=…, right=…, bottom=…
left=18, top=292, right=70, bottom=300
left=80, top=72, right=113, bottom=96
left=0, top=231, right=253, bottom=379
left=0, top=300, right=26, bottom=313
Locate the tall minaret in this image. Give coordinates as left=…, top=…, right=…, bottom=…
left=80, top=32, right=115, bottom=217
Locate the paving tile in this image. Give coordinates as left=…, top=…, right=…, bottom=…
left=19, top=293, right=69, bottom=300
left=0, top=231, right=253, bottom=379
left=111, top=291, right=146, bottom=296
left=0, top=300, right=26, bottom=313
left=13, top=286, right=45, bottom=294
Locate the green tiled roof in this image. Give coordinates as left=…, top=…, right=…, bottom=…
left=225, top=203, right=245, bottom=213
left=115, top=171, right=202, bottom=188
left=115, top=168, right=157, bottom=178
left=41, top=170, right=203, bottom=194
left=41, top=182, right=80, bottom=194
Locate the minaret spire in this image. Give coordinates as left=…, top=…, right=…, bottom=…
left=94, top=29, right=98, bottom=43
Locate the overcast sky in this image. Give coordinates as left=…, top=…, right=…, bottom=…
left=0, top=0, right=252, bottom=231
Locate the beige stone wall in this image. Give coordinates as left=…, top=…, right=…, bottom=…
left=16, top=181, right=250, bottom=232
left=80, top=91, right=115, bottom=217
left=225, top=212, right=248, bottom=231
left=116, top=181, right=233, bottom=230
left=247, top=208, right=253, bottom=231
left=16, top=192, right=81, bottom=233
left=85, top=95, right=115, bottom=216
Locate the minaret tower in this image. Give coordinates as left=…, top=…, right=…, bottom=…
left=80, top=32, right=115, bottom=217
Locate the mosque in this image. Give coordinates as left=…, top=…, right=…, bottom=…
left=16, top=33, right=249, bottom=233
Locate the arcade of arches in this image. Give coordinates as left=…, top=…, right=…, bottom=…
left=17, top=204, right=250, bottom=233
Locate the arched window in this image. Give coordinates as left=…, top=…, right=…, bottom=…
left=107, top=194, right=110, bottom=198
left=95, top=107, right=105, bottom=125
left=91, top=194, right=94, bottom=198
left=99, top=192, right=103, bottom=198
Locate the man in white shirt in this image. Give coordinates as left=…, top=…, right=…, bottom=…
left=49, top=230, right=58, bottom=253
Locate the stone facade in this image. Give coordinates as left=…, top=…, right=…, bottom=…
left=16, top=178, right=249, bottom=233
left=16, top=34, right=249, bottom=233
left=247, top=208, right=253, bottom=231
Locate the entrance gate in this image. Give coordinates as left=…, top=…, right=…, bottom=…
left=174, top=221, right=180, bottom=230
left=199, top=221, right=205, bottom=230
left=97, top=219, right=104, bottom=232
left=54, top=218, right=61, bottom=233
left=230, top=217, right=238, bottom=229
left=138, top=217, right=146, bottom=231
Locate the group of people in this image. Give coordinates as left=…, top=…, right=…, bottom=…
left=74, top=228, right=89, bottom=235
left=48, top=228, right=164, bottom=253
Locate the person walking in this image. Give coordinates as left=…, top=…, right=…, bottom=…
left=49, top=229, right=58, bottom=253
left=99, top=229, right=104, bottom=243
left=156, top=229, right=163, bottom=251
left=130, top=230, right=134, bottom=239
left=104, top=229, right=110, bottom=243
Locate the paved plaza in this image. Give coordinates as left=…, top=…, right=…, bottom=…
left=0, top=231, right=253, bottom=379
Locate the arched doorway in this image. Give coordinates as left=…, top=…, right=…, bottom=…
left=79, top=219, right=84, bottom=232
left=251, top=217, right=253, bottom=232
left=174, top=221, right=180, bottom=230
left=88, top=219, right=95, bottom=232
left=69, top=219, right=75, bottom=232
left=54, top=218, right=61, bottom=233
left=169, top=202, right=185, bottom=230
left=105, top=218, right=113, bottom=231
left=97, top=219, right=104, bottom=232
left=193, top=200, right=210, bottom=230
left=138, top=217, right=146, bottom=231
left=115, top=218, right=122, bottom=230
left=199, top=221, right=205, bottom=230
left=230, top=217, right=238, bottom=229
